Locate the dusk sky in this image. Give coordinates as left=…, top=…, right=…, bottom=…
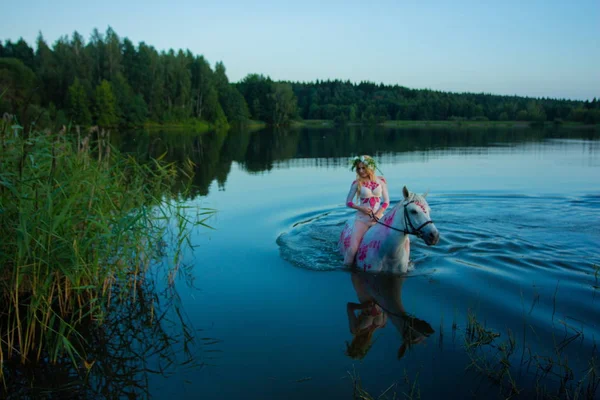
left=3, top=0, right=599, bottom=100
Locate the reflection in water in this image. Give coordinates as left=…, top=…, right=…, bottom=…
left=346, top=270, right=434, bottom=360
left=1, top=270, right=204, bottom=399
left=346, top=274, right=388, bottom=360
left=104, top=126, right=599, bottom=399
left=115, top=129, right=229, bottom=198
left=115, top=126, right=599, bottom=198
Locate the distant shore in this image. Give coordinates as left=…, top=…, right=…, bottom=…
left=291, top=119, right=599, bottom=129
left=137, top=118, right=598, bottom=132
left=143, top=120, right=214, bottom=133
left=142, top=119, right=268, bottom=132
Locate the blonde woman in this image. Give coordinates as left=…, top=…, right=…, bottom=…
left=345, top=271, right=388, bottom=359
left=339, top=155, right=390, bottom=266
left=346, top=271, right=434, bottom=361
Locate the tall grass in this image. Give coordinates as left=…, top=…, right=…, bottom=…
left=0, top=114, right=212, bottom=384
left=349, top=304, right=598, bottom=400
left=462, top=308, right=599, bottom=399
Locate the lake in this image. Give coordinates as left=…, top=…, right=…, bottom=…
left=115, top=125, right=600, bottom=398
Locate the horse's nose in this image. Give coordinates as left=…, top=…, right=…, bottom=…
left=427, top=230, right=440, bottom=245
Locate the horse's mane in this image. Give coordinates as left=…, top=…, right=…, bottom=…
left=407, top=192, right=428, bottom=205
left=388, top=192, right=429, bottom=214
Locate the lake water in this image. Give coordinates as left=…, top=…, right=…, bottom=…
left=124, top=126, right=600, bottom=399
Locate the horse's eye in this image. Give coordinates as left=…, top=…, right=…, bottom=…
left=410, top=210, right=418, bottom=214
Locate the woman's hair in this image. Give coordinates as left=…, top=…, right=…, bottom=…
left=345, top=312, right=377, bottom=360
left=352, top=155, right=377, bottom=201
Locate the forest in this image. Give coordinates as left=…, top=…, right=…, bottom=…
left=1, top=27, right=598, bottom=130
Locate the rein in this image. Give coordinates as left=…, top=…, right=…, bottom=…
left=370, top=201, right=433, bottom=237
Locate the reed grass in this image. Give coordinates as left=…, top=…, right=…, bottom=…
left=462, top=307, right=598, bottom=399
left=349, top=367, right=400, bottom=400
left=0, top=113, right=212, bottom=384
left=351, top=302, right=598, bottom=400
left=1, top=261, right=210, bottom=398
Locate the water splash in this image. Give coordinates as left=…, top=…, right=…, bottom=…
left=276, top=209, right=347, bottom=271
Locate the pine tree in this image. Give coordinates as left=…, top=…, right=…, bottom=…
left=94, top=80, right=117, bottom=127
left=67, top=77, right=92, bottom=126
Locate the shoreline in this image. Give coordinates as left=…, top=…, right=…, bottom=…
left=132, top=119, right=599, bottom=133
left=291, top=119, right=599, bottom=129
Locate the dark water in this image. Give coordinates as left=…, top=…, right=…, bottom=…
left=119, top=126, right=600, bottom=399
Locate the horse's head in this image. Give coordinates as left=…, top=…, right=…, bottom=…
left=351, top=271, right=435, bottom=360
left=401, top=186, right=440, bottom=246
left=395, top=314, right=435, bottom=359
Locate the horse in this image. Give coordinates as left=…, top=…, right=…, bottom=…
left=339, top=186, right=440, bottom=274
left=349, top=269, right=435, bottom=359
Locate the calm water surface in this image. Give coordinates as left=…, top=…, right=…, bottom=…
left=121, top=126, right=599, bottom=399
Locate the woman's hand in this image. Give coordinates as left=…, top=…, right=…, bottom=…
left=373, top=209, right=384, bottom=221
left=359, top=206, right=373, bottom=215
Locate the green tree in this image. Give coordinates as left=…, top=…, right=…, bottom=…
left=527, top=101, right=546, bottom=122
left=12, top=38, right=35, bottom=70
left=213, top=61, right=229, bottom=94
left=135, top=42, right=158, bottom=108
left=53, top=36, right=78, bottom=108
left=104, top=27, right=122, bottom=81
left=129, top=94, right=149, bottom=125
left=35, top=33, right=61, bottom=106
left=270, top=83, right=298, bottom=126
left=203, top=87, right=227, bottom=125
left=0, top=58, right=37, bottom=118
left=71, top=32, right=92, bottom=83
left=237, top=74, right=273, bottom=121
left=121, top=38, right=137, bottom=85
left=190, top=55, right=214, bottom=119
left=213, top=61, right=249, bottom=122
left=222, top=86, right=250, bottom=123
left=516, top=110, right=529, bottom=121
left=111, top=72, right=147, bottom=126
left=2, top=28, right=594, bottom=128
left=67, top=77, right=92, bottom=126
left=94, top=80, right=117, bottom=127
left=87, top=28, right=105, bottom=85
left=349, top=105, right=357, bottom=122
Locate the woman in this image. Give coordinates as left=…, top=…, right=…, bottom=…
left=339, top=155, right=389, bottom=266
left=345, top=272, right=388, bottom=359
left=346, top=270, right=434, bottom=361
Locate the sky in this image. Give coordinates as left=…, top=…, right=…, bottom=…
left=3, top=0, right=599, bottom=100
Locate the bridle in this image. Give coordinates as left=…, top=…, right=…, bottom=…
left=370, top=201, right=433, bottom=237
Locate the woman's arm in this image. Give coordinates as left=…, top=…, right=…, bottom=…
left=346, top=180, right=358, bottom=207
left=347, top=303, right=359, bottom=334
left=347, top=302, right=373, bottom=333
left=346, top=181, right=371, bottom=214
left=375, top=177, right=390, bottom=218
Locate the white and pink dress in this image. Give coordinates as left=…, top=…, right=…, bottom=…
left=339, top=177, right=390, bottom=265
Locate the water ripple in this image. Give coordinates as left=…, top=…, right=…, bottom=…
left=277, top=194, right=600, bottom=278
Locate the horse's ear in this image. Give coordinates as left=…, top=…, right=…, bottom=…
left=423, top=189, right=429, bottom=198
left=402, top=186, right=409, bottom=199
left=397, top=342, right=408, bottom=360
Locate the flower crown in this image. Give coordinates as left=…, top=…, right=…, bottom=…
left=349, top=155, right=381, bottom=174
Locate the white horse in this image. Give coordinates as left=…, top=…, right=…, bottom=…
left=350, top=270, right=435, bottom=359
left=340, top=186, right=440, bottom=273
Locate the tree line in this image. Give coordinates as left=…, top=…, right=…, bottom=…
left=290, top=80, right=599, bottom=125
left=0, top=28, right=298, bottom=129
left=0, top=27, right=598, bottom=130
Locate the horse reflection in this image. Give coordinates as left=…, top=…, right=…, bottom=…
left=346, top=270, right=434, bottom=360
